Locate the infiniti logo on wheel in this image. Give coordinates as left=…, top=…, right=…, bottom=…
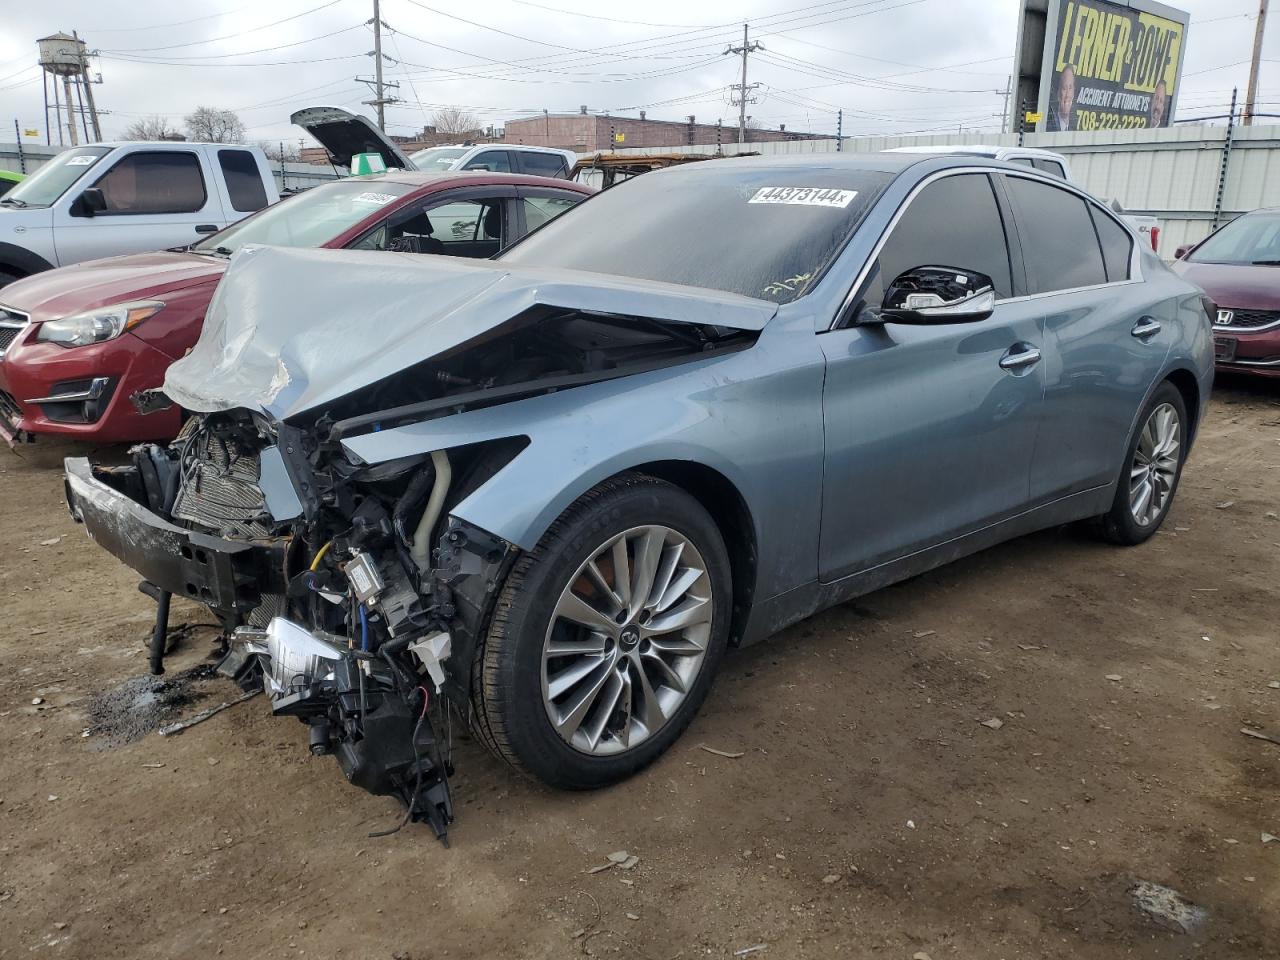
left=1217, top=310, right=1235, bottom=326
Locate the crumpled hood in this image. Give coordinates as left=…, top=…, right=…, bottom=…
left=162, top=245, right=777, bottom=420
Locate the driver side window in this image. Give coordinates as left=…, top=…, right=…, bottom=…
left=349, top=196, right=508, bottom=258
left=857, top=174, right=1013, bottom=320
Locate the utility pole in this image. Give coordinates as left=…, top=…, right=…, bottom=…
left=1001, top=75, right=1012, bottom=134
left=358, top=0, right=400, bottom=130
left=836, top=108, right=842, bottom=150
left=724, top=23, right=761, bottom=146
left=1244, top=0, right=1269, bottom=125
left=74, top=31, right=102, bottom=141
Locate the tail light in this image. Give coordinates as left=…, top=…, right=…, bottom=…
left=1150, top=226, right=1160, bottom=252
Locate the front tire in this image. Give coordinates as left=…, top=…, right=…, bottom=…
left=1096, top=381, right=1188, bottom=545
left=470, top=474, right=732, bottom=789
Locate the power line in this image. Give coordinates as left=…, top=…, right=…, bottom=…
left=500, top=0, right=721, bottom=30
left=102, top=23, right=365, bottom=61
left=100, top=0, right=349, bottom=52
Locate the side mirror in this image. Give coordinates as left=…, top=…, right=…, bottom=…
left=1174, top=244, right=1192, bottom=260
left=879, top=266, right=996, bottom=325
left=465, top=163, right=492, bottom=172
left=74, top=187, right=107, bottom=218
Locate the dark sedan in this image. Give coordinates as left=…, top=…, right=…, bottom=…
left=1174, top=208, right=1280, bottom=377
left=0, top=171, right=592, bottom=444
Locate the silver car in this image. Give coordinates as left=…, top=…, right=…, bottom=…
left=65, top=153, right=1214, bottom=840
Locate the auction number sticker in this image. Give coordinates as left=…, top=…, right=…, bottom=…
left=352, top=192, right=397, bottom=204
left=67, top=155, right=97, bottom=165
left=749, top=186, right=856, bottom=207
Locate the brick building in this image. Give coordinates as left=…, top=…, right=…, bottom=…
left=503, top=109, right=831, bottom=152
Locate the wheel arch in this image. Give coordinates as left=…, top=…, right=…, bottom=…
left=0, top=242, right=54, bottom=281
left=1163, top=366, right=1202, bottom=445
left=624, top=460, right=759, bottom=648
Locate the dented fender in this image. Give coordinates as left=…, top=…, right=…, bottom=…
left=341, top=315, right=830, bottom=604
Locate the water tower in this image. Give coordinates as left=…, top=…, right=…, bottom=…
left=38, top=32, right=102, bottom=146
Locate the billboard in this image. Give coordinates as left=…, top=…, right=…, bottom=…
left=1010, top=0, right=1190, bottom=133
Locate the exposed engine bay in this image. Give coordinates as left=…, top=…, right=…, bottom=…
left=67, top=305, right=755, bottom=842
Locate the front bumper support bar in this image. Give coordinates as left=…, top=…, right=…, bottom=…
left=64, top=456, right=287, bottom=616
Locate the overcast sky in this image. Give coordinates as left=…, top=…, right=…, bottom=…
left=0, top=0, right=1272, bottom=147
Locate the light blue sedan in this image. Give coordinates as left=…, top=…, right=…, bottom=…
left=66, top=152, right=1214, bottom=838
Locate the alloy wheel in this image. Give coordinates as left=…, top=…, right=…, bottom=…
left=1129, top=401, right=1181, bottom=526
left=541, top=524, right=713, bottom=756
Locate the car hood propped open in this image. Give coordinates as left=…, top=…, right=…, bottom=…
left=162, top=245, right=777, bottom=421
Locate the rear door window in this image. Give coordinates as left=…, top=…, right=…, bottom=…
left=464, top=150, right=512, bottom=173
left=1005, top=176, right=1107, bottom=293
left=1031, top=158, right=1067, bottom=179
left=218, top=149, right=269, bottom=212
left=862, top=173, right=1014, bottom=310
left=92, top=151, right=207, bottom=215
left=517, top=152, right=569, bottom=178
left=1089, top=206, right=1134, bottom=282
left=521, top=194, right=579, bottom=231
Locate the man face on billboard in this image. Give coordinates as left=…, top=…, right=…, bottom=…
left=1150, top=81, right=1169, bottom=127
left=1056, top=66, right=1076, bottom=129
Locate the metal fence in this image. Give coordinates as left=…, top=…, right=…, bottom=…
left=0, top=141, right=340, bottom=192
left=596, top=124, right=1280, bottom=256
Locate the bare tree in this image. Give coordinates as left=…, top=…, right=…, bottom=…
left=258, top=141, right=301, bottom=162
left=121, top=115, right=182, bottom=141
left=184, top=106, right=246, bottom=144
left=431, top=107, right=482, bottom=137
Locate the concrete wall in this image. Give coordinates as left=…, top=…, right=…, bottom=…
left=595, top=124, right=1280, bottom=255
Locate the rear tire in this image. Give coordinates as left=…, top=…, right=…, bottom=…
left=0, top=270, right=19, bottom=290
left=1095, top=381, right=1188, bottom=545
left=470, top=474, right=731, bottom=790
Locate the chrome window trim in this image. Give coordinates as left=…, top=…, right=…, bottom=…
left=829, top=165, right=1142, bottom=331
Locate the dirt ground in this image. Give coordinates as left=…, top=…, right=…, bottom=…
left=1, top=377, right=1278, bottom=960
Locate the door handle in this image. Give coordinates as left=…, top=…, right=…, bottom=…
left=1131, top=316, right=1162, bottom=340
left=194, top=224, right=218, bottom=234
left=999, top=344, right=1042, bottom=371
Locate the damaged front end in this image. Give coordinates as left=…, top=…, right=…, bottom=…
left=64, top=245, right=769, bottom=839
left=66, top=406, right=526, bottom=844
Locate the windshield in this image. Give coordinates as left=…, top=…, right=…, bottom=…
left=410, top=146, right=467, bottom=171
left=1189, top=211, right=1280, bottom=265
left=498, top=164, right=893, bottom=303
left=2, top=146, right=112, bottom=208
left=194, top=178, right=417, bottom=255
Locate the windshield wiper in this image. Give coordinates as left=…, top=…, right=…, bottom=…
left=196, top=246, right=234, bottom=258
left=1252, top=259, right=1280, bottom=266
left=0, top=197, right=27, bottom=208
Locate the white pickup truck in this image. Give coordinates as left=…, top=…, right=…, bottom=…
left=888, top=145, right=1162, bottom=254
left=0, top=141, right=278, bottom=288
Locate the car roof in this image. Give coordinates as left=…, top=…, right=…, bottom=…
left=887, top=144, right=1068, bottom=162
left=336, top=170, right=593, bottom=192
left=647, top=151, right=984, bottom=175
left=412, top=143, right=572, bottom=155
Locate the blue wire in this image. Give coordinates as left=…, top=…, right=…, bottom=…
left=358, top=604, right=370, bottom=652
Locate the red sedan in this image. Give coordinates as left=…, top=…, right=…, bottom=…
left=0, top=171, right=592, bottom=444
left=1172, top=207, right=1280, bottom=378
